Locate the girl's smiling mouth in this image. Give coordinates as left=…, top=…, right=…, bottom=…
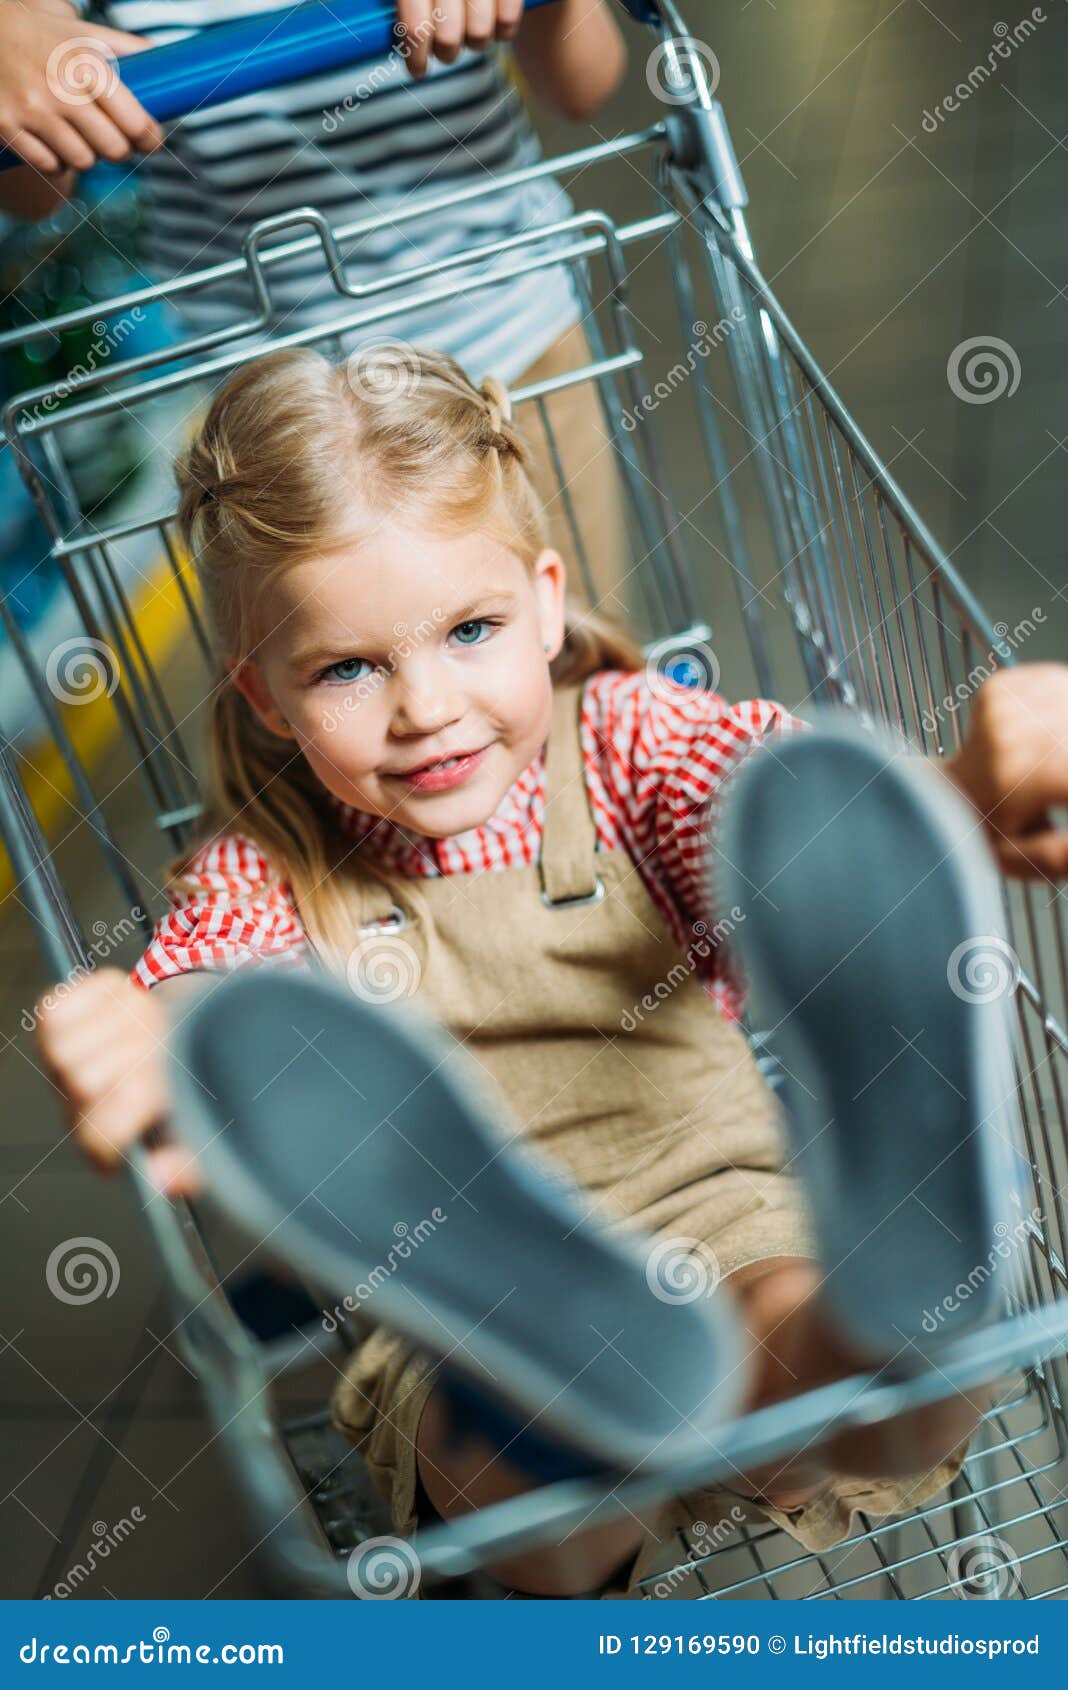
left=385, top=746, right=491, bottom=793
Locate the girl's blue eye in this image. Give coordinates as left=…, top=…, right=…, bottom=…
left=452, top=620, right=489, bottom=646
left=322, top=657, right=370, bottom=685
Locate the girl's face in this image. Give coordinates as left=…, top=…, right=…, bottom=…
left=232, top=525, right=566, bottom=839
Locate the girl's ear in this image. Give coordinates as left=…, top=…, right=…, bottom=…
left=533, top=548, right=566, bottom=660
left=229, top=659, right=294, bottom=739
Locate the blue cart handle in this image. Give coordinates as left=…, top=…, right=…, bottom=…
left=0, top=0, right=661, bottom=170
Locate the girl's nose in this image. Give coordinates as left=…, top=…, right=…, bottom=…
left=390, top=672, right=463, bottom=737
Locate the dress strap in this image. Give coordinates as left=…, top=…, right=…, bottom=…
left=540, top=683, right=602, bottom=907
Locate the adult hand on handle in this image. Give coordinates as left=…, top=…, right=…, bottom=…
left=396, top=0, right=625, bottom=121
left=0, top=0, right=163, bottom=176
left=944, top=663, right=1068, bottom=879
left=396, top=0, right=525, bottom=75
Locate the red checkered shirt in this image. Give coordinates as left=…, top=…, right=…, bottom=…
left=132, top=670, right=803, bottom=1021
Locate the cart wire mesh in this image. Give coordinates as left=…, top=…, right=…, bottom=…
left=0, top=11, right=1066, bottom=1600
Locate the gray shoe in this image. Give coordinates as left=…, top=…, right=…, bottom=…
left=168, top=970, right=750, bottom=1473
left=717, top=713, right=1030, bottom=1361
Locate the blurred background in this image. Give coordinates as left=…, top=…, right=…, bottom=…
left=1, top=0, right=1065, bottom=1598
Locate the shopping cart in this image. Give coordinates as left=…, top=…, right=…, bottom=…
left=2, top=0, right=1067, bottom=1602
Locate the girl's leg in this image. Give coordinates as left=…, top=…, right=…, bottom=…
left=415, top=1380, right=652, bottom=1597
left=415, top=1254, right=983, bottom=1599
left=727, top=1256, right=983, bottom=1503
left=712, top=719, right=1019, bottom=1506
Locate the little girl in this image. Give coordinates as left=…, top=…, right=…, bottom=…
left=37, top=342, right=982, bottom=1598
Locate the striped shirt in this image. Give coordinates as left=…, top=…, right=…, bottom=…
left=132, top=671, right=804, bottom=1020
left=99, top=0, right=581, bottom=384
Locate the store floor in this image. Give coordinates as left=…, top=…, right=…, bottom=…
left=2, top=0, right=1066, bottom=1598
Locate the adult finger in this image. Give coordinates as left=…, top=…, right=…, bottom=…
left=97, top=81, right=164, bottom=151
left=430, top=0, right=465, bottom=65
left=397, top=0, right=436, bottom=77
left=68, top=98, right=140, bottom=162
left=28, top=114, right=96, bottom=174
left=87, top=23, right=160, bottom=57
left=464, top=0, right=496, bottom=51
left=1, top=128, right=64, bottom=173
left=495, top=0, right=524, bottom=41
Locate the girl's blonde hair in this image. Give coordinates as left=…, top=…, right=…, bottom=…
left=172, top=342, right=641, bottom=969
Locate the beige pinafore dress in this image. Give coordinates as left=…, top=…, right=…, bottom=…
left=330, top=684, right=963, bottom=1592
